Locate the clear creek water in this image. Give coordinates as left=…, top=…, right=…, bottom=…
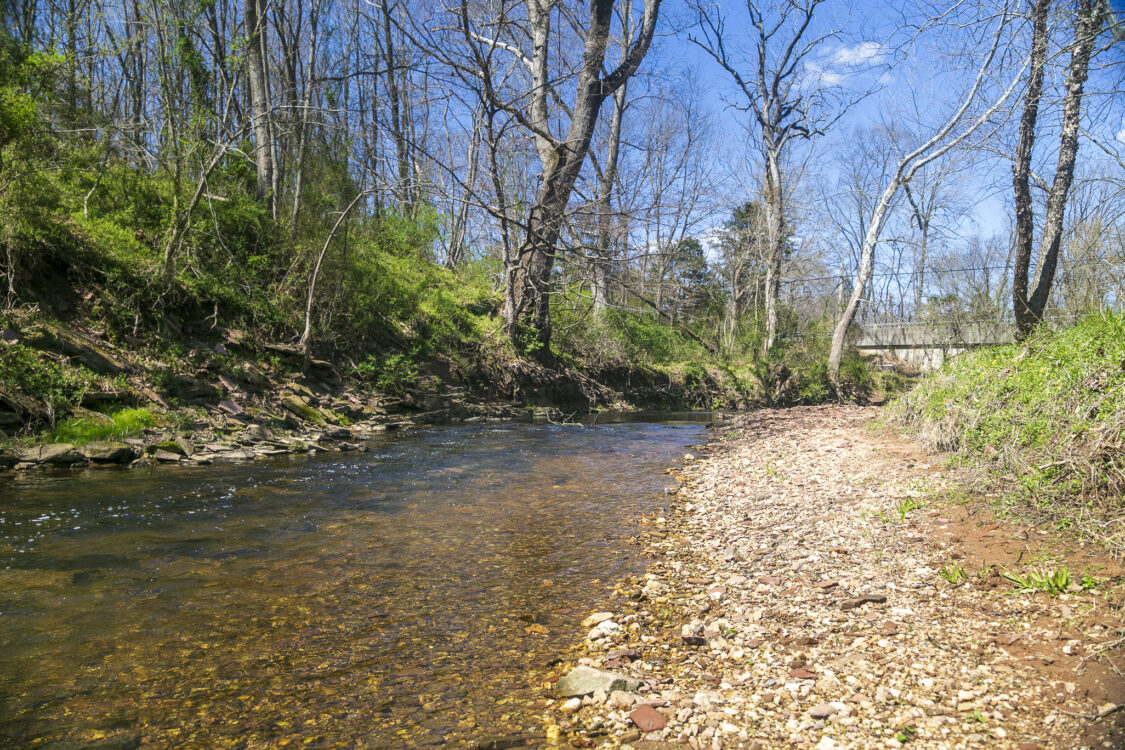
left=0, top=417, right=709, bottom=748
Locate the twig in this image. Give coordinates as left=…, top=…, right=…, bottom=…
left=1078, top=635, right=1125, bottom=670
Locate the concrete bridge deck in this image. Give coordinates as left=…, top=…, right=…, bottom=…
left=855, top=321, right=1014, bottom=370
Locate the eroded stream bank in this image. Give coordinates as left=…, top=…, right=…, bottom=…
left=545, top=406, right=1125, bottom=750
left=0, top=416, right=711, bottom=748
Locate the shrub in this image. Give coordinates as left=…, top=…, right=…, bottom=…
left=0, top=343, right=94, bottom=421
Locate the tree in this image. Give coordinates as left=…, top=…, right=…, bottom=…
left=1011, top=0, right=1104, bottom=338
left=827, top=1, right=1029, bottom=389
left=714, top=200, right=768, bottom=349
left=460, top=0, right=662, bottom=358
left=244, top=0, right=276, bottom=213
left=691, top=0, right=858, bottom=355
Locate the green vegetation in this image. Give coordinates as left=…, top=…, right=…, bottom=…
left=50, top=407, right=158, bottom=445
left=0, top=343, right=95, bottom=417
left=890, top=312, right=1125, bottom=551
left=895, top=726, right=917, bottom=743
left=999, top=565, right=1095, bottom=597
left=939, top=564, right=968, bottom=586
left=894, top=497, right=925, bottom=521
left=0, top=14, right=890, bottom=441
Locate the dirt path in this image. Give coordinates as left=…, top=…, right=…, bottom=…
left=546, top=405, right=1125, bottom=750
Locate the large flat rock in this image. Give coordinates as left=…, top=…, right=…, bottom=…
left=555, top=666, right=640, bottom=698
left=20, top=444, right=86, bottom=464
left=81, top=441, right=137, bottom=463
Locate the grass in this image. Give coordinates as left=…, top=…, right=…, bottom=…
left=998, top=565, right=1096, bottom=597
left=49, top=407, right=158, bottom=445
left=888, top=312, right=1125, bottom=553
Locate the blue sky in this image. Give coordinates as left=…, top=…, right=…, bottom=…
left=647, top=0, right=1123, bottom=248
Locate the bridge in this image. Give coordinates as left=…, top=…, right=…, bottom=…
left=854, top=321, right=1015, bottom=370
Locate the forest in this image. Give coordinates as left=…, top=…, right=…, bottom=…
left=0, top=0, right=1123, bottom=425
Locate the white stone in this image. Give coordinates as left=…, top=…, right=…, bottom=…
left=559, top=698, right=581, bottom=714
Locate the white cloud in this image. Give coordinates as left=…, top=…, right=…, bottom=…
left=802, top=42, right=886, bottom=89
left=829, top=41, right=885, bottom=67
left=1117, top=118, right=1125, bottom=144
left=803, top=60, right=846, bottom=87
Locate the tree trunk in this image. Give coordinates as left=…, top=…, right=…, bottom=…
left=592, top=83, right=627, bottom=314
left=448, top=109, right=483, bottom=268
left=903, top=181, right=930, bottom=313
left=1014, top=0, right=1099, bottom=337
left=498, top=0, right=661, bottom=357
left=1011, top=0, right=1052, bottom=337
left=300, top=192, right=368, bottom=355
left=761, top=149, right=785, bottom=355
left=828, top=174, right=900, bottom=389
left=289, top=9, right=320, bottom=242
left=244, top=0, right=275, bottom=212
left=382, top=0, right=413, bottom=214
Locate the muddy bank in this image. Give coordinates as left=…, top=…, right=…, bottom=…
left=0, top=317, right=745, bottom=474
left=541, top=405, right=1125, bottom=749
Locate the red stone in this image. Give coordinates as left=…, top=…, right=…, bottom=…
left=628, top=704, right=667, bottom=732
left=789, top=668, right=817, bottom=680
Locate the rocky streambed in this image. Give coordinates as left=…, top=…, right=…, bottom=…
left=541, top=405, right=1125, bottom=750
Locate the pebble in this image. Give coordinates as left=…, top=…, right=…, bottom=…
left=547, top=407, right=1122, bottom=749
left=558, top=698, right=581, bottom=714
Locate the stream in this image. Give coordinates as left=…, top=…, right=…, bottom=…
left=0, top=415, right=710, bottom=748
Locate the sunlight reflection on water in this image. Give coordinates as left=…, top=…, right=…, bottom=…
left=0, top=418, right=708, bottom=747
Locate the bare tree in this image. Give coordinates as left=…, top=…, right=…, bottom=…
left=460, top=0, right=662, bottom=357
left=1012, top=0, right=1105, bottom=337
left=691, top=0, right=858, bottom=355
left=827, top=1, right=1028, bottom=388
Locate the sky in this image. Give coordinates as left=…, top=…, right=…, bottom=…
left=648, top=0, right=1124, bottom=246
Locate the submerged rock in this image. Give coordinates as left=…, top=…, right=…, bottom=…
left=555, top=665, right=640, bottom=697
left=471, top=736, right=526, bottom=750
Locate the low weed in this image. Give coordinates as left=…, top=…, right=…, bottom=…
left=895, top=726, right=917, bottom=743
left=352, top=348, right=420, bottom=392
left=939, top=564, right=968, bottom=586
left=0, top=343, right=95, bottom=421
left=998, top=565, right=1096, bottom=597
left=887, top=312, right=1125, bottom=553
left=895, top=497, right=925, bottom=521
